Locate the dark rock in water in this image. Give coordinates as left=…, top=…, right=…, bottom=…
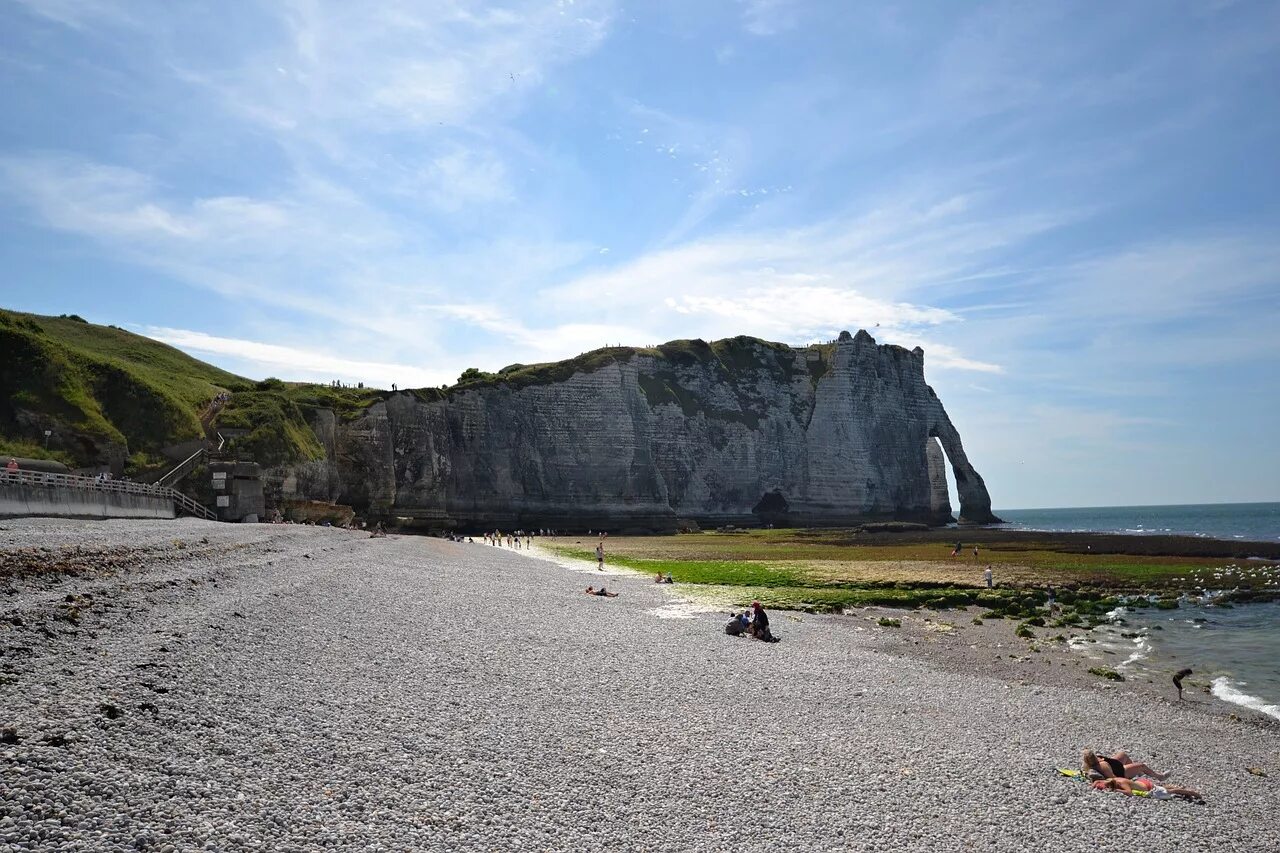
left=275, top=332, right=1000, bottom=531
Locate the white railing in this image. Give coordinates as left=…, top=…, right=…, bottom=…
left=156, top=447, right=207, bottom=488
left=2, top=469, right=217, bottom=521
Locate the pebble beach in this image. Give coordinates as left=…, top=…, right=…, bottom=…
left=1, top=518, right=1276, bottom=852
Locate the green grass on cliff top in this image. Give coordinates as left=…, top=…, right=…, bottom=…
left=450, top=335, right=847, bottom=393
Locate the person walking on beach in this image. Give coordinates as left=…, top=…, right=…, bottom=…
left=595, top=541, right=605, bottom=571
left=951, top=541, right=962, bottom=557
left=972, top=545, right=979, bottom=562
left=983, top=565, right=993, bottom=589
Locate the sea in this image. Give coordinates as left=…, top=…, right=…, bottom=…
left=993, top=501, right=1280, bottom=544
left=993, top=502, right=1280, bottom=721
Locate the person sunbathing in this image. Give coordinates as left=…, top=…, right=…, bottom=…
left=584, top=586, right=619, bottom=598
left=1082, top=749, right=1170, bottom=781
left=1093, top=777, right=1203, bottom=801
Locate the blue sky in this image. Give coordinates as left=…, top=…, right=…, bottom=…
left=2, top=0, right=1278, bottom=508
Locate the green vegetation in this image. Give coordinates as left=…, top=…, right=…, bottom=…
left=451, top=335, right=820, bottom=431
left=0, top=309, right=250, bottom=467
left=1088, top=667, right=1125, bottom=682
left=0, top=437, right=76, bottom=467
left=0, top=308, right=401, bottom=469
left=454, top=346, right=639, bottom=391
left=877, top=617, right=901, bottom=628
left=215, top=390, right=324, bottom=466
left=564, top=549, right=809, bottom=586
left=543, top=527, right=1278, bottom=627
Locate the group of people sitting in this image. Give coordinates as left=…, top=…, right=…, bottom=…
left=724, top=601, right=780, bottom=643
left=653, top=572, right=674, bottom=584
left=1081, top=749, right=1203, bottom=801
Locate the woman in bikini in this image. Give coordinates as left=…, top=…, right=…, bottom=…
left=1082, top=749, right=1169, bottom=781
left=1093, top=777, right=1203, bottom=801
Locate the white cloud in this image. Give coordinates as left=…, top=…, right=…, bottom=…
left=740, top=0, right=797, bottom=37
left=1050, top=236, right=1280, bottom=324
left=430, top=304, right=655, bottom=358
left=8, top=0, right=135, bottom=30
left=145, top=327, right=453, bottom=389
left=536, top=193, right=1076, bottom=371
left=663, top=287, right=955, bottom=338
left=190, top=0, right=614, bottom=132
left=1, top=154, right=309, bottom=246
left=417, top=147, right=511, bottom=210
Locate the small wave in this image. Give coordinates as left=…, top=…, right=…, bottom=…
left=1118, top=635, right=1151, bottom=671
left=1210, top=677, right=1280, bottom=721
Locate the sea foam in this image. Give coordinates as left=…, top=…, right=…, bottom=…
left=1210, top=676, right=1280, bottom=721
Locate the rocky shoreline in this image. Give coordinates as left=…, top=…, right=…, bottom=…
left=1, top=519, right=1276, bottom=851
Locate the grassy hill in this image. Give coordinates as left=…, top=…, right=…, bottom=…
left=0, top=309, right=253, bottom=469
left=0, top=309, right=415, bottom=472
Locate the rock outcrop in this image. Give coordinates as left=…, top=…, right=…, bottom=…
left=284, top=331, right=999, bottom=531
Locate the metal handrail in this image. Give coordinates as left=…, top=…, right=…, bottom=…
left=172, top=490, right=217, bottom=520
left=2, top=469, right=217, bottom=520
left=3, top=470, right=168, bottom=495
left=156, top=447, right=207, bottom=488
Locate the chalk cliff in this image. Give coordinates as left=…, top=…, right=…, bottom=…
left=284, top=330, right=999, bottom=531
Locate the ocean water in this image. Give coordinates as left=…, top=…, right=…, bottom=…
left=999, top=502, right=1280, bottom=720
left=1079, top=600, right=1280, bottom=722
left=993, top=502, right=1280, bottom=544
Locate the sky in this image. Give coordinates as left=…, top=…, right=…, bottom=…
left=1, top=0, right=1278, bottom=509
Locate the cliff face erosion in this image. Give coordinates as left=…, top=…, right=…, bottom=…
left=280, top=331, right=999, bottom=531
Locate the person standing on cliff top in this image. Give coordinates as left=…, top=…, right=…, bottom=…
left=596, top=541, right=605, bottom=571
